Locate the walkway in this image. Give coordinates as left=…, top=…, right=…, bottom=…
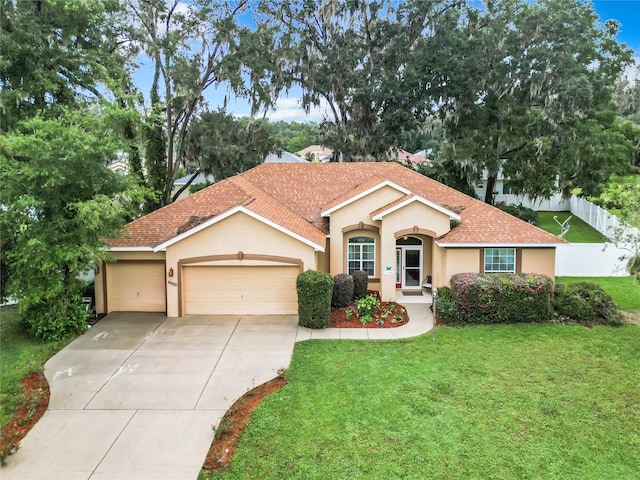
left=1, top=303, right=433, bottom=480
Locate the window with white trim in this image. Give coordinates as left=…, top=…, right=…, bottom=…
left=484, top=248, right=515, bottom=273
left=348, top=236, right=375, bottom=276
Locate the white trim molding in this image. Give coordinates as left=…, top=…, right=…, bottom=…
left=372, top=195, right=461, bottom=222
left=321, top=180, right=411, bottom=217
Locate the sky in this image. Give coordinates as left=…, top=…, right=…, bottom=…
left=133, top=0, right=640, bottom=123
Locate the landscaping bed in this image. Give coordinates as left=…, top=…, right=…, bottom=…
left=328, top=301, right=409, bottom=328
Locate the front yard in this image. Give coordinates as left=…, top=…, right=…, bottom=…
left=203, top=324, right=640, bottom=479
left=557, top=276, right=640, bottom=313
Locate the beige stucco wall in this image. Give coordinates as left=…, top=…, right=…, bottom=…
left=377, top=202, right=451, bottom=301
left=95, top=251, right=166, bottom=314
left=521, top=248, right=556, bottom=279
left=164, top=212, right=318, bottom=317
left=328, top=185, right=402, bottom=276
left=443, top=249, right=481, bottom=285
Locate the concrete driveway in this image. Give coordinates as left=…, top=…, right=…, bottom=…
left=1, top=312, right=299, bottom=480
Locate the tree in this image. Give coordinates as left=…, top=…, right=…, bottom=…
left=439, top=0, right=634, bottom=204
left=127, top=0, right=279, bottom=207
left=182, top=110, right=277, bottom=187
left=0, top=110, right=149, bottom=339
left=272, top=0, right=463, bottom=162
left=0, top=0, right=132, bottom=132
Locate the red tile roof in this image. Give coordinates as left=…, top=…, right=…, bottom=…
left=108, top=162, right=564, bottom=249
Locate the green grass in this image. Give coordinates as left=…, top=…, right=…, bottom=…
left=204, top=325, right=640, bottom=480
left=557, top=276, right=640, bottom=312
left=536, top=211, right=607, bottom=243
left=0, top=306, right=76, bottom=428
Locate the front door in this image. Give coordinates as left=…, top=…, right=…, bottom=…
left=396, top=236, right=423, bottom=290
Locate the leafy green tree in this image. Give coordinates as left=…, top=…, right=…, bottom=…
left=0, top=110, right=150, bottom=339
left=0, top=0, right=131, bottom=131
left=439, top=0, right=634, bottom=204
left=272, top=0, right=462, bottom=162
left=181, top=110, right=277, bottom=188
left=127, top=0, right=279, bottom=206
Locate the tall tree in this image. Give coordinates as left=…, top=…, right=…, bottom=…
left=272, top=0, right=463, bottom=162
left=0, top=110, right=149, bottom=339
left=0, top=0, right=130, bottom=131
left=439, top=0, right=634, bottom=204
left=182, top=110, right=277, bottom=187
left=127, top=0, right=279, bottom=206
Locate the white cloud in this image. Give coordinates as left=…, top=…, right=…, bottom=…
left=264, top=96, right=331, bottom=123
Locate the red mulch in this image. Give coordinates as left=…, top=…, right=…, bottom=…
left=328, top=301, right=409, bottom=328
left=0, top=371, right=49, bottom=462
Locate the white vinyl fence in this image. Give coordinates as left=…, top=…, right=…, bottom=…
left=555, top=243, right=631, bottom=277
left=498, top=194, right=638, bottom=277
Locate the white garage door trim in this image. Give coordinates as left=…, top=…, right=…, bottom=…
left=107, top=262, right=166, bottom=312
left=182, top=264, right=300, bottom=315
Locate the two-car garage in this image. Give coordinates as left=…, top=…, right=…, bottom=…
left=182, top=265, right=299, bottom=315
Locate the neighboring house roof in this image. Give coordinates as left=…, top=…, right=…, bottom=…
left=297, top=145, right=333, bottom=161
left=174, top=173, right=215, bottom=186
left=109, top=162, right=564, bottom=250
left=263, top=151, right=308, bottom=163
left=393, top=148, right=430, bottom=166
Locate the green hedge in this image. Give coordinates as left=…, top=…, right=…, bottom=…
left=296, top=270, right=334, bottom=329
left=331, top=273, right=354, bottom=308
left=554, top=282, right=624, bottom=326
left=352, top=270, right=369, bottom=300
left=439, top=273, right=554, bottom=325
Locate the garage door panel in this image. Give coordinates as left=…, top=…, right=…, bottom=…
left=183, top=266, right=298, bottom=315
left=108, top=263, right=166, bottom=312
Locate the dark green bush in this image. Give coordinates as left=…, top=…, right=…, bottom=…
left=497, top=203, right=538, bottom=225
left=296, top=270, right=334, bottom=329
left=449, top=273, right=554, bottom=324
left=554, top=282, right=624, bottom=326
left=332, top=273, right=354, bottom=308
left=434, top=286, right=460, bottom=324
left=21, top=295, right=89, bottom=341
left=352, top=270, right=369, bottom=300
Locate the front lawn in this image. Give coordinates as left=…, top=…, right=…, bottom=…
left=205, top=325, right=640, bottom=480
left=536, top=211, right=607, bottom=243
left=0, top=306, right=76, bottom=429
left=557, top=276, right=640, bottom=312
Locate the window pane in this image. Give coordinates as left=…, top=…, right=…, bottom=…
left=484, top=248, right=515, bottom=273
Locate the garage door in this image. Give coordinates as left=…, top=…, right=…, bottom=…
left=107, top=262, right=166, bottom=312
left=182, top=265, right=299, bottom=315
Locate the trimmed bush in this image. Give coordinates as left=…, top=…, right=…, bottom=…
left=434, top=286, right=459, bottom=325
left=332, top=273, right=354, bottom=308
left=448, top=273, right=554, bottom=324
left=554, top=282, right=624, bottom=326
left=352, top=270, right=369, bottom=300
left=296, top=270, right=334, bottom=329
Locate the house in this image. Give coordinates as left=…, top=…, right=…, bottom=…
left=391, top=148, right=430, bottom=167
left=172, top=173, right=215, bottom=201
left=96, top=162, right=564, bottom=317
left=297, top=145, right=332, bottom=162
left=263, top=151, right=308, bottom=163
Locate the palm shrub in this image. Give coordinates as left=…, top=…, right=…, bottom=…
left=332, top=273, right=354, bottom=308
left=554, top=282, right=624, bottom=326
left=352, top=270, right=369, bottom=300
left=296, top=270, right=334, bottom=328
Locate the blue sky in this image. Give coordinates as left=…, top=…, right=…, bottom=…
left=133, top=1, right=640, bottom=122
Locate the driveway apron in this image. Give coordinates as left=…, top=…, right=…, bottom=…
left=1, top=312, right=299, bottom=480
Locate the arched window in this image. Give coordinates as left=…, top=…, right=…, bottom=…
left=348, top=236, right=375, bottom=275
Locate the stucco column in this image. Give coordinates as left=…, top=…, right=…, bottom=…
left=379, top=226, right=397, bottom=302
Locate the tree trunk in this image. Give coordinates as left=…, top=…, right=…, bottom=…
left=484, top=174, right=497, bottom=205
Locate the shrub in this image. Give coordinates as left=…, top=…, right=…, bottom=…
left=434, top=286, right=459, bottom=324
left=497, top=203, right=539, bottom=225
left=332, top=273, right=354, bottom=308
left=21, top=296, right=89, bottom=341
left=352, top=270, right=369, bottom=300
left=296, top=270, right=334, bottom=329
left=356, top=294, right=380, bottom=322
left=554, top=282, right=624, bottom=326
left=449, top=273, right=554, bottom=324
